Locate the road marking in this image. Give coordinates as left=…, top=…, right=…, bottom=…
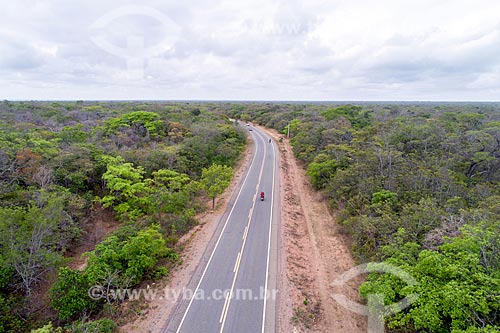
left=261, top=134, right=276, bottom=333
left=219, top=131, right=268, bottom=333
left=175, top=133, right=261, bottom=333
left=242, top=226, right=248, bottom=241
left=233, top=252, right=241, bottom=273
left=219, top=294, right=231, bottom=323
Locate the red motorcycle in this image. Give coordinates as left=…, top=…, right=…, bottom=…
left=260, top=192, right=265, bottom=201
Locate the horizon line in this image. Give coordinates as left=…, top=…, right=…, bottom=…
left=3, top=99, right=500, bottom=103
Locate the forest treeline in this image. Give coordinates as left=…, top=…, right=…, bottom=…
left=0, top=101, right=245, bottom=332
left=4, top=99, right=500, bottom=332
left=225, top=102, right=500, bottom=332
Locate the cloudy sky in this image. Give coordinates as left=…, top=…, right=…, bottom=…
left=2, top=0, right=500, bottom=101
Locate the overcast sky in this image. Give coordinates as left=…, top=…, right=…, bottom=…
left=2, top=0, right=500, bottom=101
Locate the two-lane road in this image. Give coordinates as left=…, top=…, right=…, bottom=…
left=164, top=124, right=280, bottom=333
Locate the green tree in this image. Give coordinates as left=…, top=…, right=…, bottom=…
left=50, top=267, right=97, bottom=321
left=0, top=294, right=24, bottom=332
left=360, top=223, right=500, bottom=332
left=70, top=318, right=117, bottom=333
left=201, top=164, right=232, bottom=208
left=321, top=105, right=373, bottom=128
left=30, top=322, right=64, bottom=333
left=145, top=169, right=196, bottom=217
left=85, top=225, right=172, bottom=287
left=59, top=124, right=88, bottom=144
left=0, top=190, right=79, bottom=296
left=371, top=189, right=397, bottom=210
left=100, top=155, right=148, bottom=220
left=52, top=145, right=95, bottom=192
left=103, top=111, right=164, bottom=138
left=307, top=154, right=339, bottom=190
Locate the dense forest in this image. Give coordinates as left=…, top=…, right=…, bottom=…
left=3, top=100, right=500, bottom=332
left=225, top=102, right=500, bottom=332
left=0, top=101, right=245, bottom=332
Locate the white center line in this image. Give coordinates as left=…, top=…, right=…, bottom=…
left=242, top=226, right=248, bottom=241
left=233, top=252, right=242, bottom=273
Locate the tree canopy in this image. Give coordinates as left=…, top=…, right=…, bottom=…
left=0, top=101, right=245, bottom=331
left=201, top=164, right=233, bottom=208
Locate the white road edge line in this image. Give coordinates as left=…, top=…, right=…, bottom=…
left=219, top=131, right=267, bottom=333
left=261, top=134, right=276, bottom=333
left=219, top=295, right=231, bottom=323
left=175, top=132, right=260, bottom=333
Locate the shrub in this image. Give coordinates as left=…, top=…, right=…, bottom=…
left=70, top=318, right=117, bottom=333
left=50, top=267, right=98, bottom=321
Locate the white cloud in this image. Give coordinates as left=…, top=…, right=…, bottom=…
left=1, top=0, right=500, bottom=100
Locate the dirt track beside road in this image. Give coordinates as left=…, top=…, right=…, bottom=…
left=258, top=125, right=366, bottom=333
